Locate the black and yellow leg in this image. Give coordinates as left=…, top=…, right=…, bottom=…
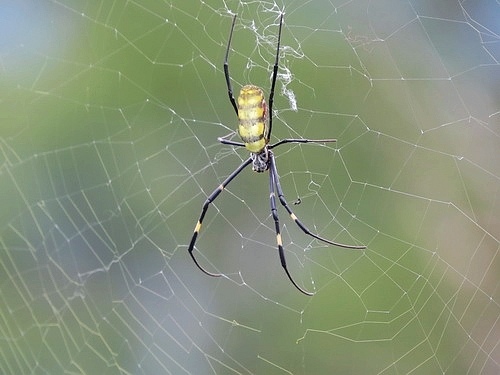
left=269, top=151, right=365, bottom=250
left=269, top=138, right=337, bottom=150
left=269, top=151, right=315, bottom=296
left=188, top=157, right=253, bottom=276
left=224, top=14, right=239, bottom=116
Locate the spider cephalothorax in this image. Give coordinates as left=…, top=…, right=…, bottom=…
left=251, top=149, right=269, bottom=172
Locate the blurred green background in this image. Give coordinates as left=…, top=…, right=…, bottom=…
left=1, top=1, right=499, bottom=374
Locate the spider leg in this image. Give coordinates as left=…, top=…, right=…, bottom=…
left=269, top=151, right=314, bottom=296
left=267, top=13, right=284, bottom=140
left=269, top=138, right=337, bottom=150
left=224, top=14, right=239, bottom=116
left=269, top=151, right=366, bottom=250
left=188, top=156, right=253, bottom=276
left=218, top=136, right=246, bottom=148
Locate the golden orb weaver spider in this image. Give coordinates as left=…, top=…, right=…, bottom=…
left=188, top=13, right=365, bottom=295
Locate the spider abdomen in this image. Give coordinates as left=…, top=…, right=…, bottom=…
left=237, top=84, right=269, bottom=153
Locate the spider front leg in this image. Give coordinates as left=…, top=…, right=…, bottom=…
left=269, top=152, right=366, bottom=250
left=269, top=151, right=315, bottom=296
left=188, top=157, right=253, bottom=276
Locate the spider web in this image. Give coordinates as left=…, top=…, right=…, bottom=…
left=1, top=0, right=499, bottom=374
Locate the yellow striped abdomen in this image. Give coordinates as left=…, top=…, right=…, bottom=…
left=237, top=85, right=269, bottom=153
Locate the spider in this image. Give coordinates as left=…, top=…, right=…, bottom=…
left=188, top=13, right=365, bottom=295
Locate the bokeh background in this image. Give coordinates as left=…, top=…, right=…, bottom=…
left=1, top=1, right=499, bottom=374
